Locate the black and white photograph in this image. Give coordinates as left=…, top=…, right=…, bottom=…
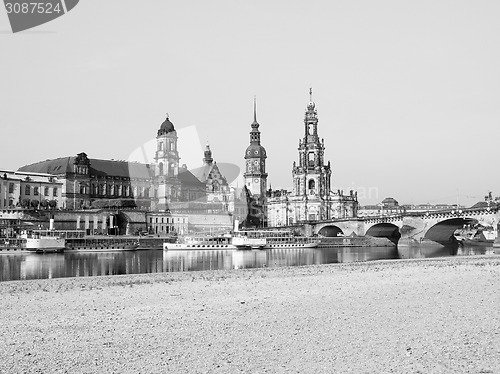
left=1, top=1, right=499, bottom=372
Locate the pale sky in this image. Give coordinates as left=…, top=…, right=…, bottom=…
left=1, top=0, right=499, bottom=206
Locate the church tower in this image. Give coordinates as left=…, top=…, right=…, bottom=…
left=243, top=98, right=268, bottom=198
left=154, top=114, right=181, bottom=210
left=292, top=89, right=332, bottom=219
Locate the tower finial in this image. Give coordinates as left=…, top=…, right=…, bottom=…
left=166, top=112, right=169, bottom=119
left=309, top=87, right=313, bottom=102
left=253, top=95, right=257, bottom=123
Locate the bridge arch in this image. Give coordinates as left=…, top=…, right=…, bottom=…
left=425, top=217, right=477, bottom=244
left=318, top=225, right=344, bottom=237
left=366, top=223, right=401, bottom=243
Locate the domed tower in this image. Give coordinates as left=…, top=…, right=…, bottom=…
left=154, top=114, right=181, bottom=209
left=243, top=98, right=268, bottom=198
left=291, top=89, right=332, bottom=219
left=155, top=114, right=179, bottom=177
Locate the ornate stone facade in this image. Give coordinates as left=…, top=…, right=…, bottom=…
left=266, top=90, right=358, bottom=226
left=191, top=144, right=231, bottom=210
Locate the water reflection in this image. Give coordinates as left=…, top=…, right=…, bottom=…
left=0, top=244, right=495, bottom=282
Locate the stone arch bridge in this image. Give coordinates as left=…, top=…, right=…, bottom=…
left=300, top=206, right=499, bottom=246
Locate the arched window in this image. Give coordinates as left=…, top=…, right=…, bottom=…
left=159, top=162, right=164, bottom=176
left=308, top=179, right=315, bottom=195
left=25, top=185, right=30, bottom=195
left=308, top=153, right=315, bottom=167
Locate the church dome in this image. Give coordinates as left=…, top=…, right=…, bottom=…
left=158, top=116, right=175, bottom=136
left=381, top=197, right=399, bottom=206
left=245, top=144, right=267, bottom=159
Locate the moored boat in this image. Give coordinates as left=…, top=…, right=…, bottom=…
left=232, top=230, right=267, bottom=250
left=233, top=230, right=318, bottom=249
left=65, top=237, right=139, bottom=252
left=22, top=230, right=66, bottom=253
left=259, top=230, right=319, bottom=248
left=454, top=225, right=497, bottom=246
left=163, top=235, right=235, bottom=251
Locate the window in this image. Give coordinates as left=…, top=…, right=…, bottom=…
left=25, top=185, right=30, bottom=195
left=9, top=183, right=14, bottom=193
left=34, top=187, right=39, bottom=196
left=308, top=153, right=315, bottom=167
left=44, top=187, right=49, bottom=196
left=159, top=163, right=164, bottom=176
left=53, top=187, right=58, bottom=197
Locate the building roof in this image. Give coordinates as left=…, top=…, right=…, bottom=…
left=381, top=197, right=399, bottom=206
left=245, top=144, right=267, bottom=159
left=178, top=167, right=205, bottom=187
left=18, top=157, right=153, bottom=180
left=470, top=201, right=497, bottom=209
left=191, top=164, right=213, bottom=183
left=158, top=116, right=175, bottom=136
left=19, top=157, right=74, bottom=175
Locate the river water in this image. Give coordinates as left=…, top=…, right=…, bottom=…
left=0, top=244, right=496, bottom=282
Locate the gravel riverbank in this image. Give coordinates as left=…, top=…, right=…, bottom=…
left=1, top=256, right=499, bottom=373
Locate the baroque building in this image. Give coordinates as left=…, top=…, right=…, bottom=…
left=266, top=90, right=358, bottom=226
left=16, top=115, right=233, bottom=235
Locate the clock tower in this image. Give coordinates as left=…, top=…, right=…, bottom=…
left=243, top=98, right=268, bottom=198
left=154, top=114, right=181, bottom=210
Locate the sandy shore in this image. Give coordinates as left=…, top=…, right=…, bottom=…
left=1, top=256, right=499, bottom=374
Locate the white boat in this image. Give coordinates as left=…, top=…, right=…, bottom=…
left=21, top=230, right=66, bottom=253
left=163, top=235, right=235, bottom=251
left=232, top=230, right=267, bottom=250
left=264, top=231, right=320, bottom=248
left=233, top=230, right=318, bottom=249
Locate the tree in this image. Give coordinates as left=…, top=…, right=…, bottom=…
left=48, top=200, right=57, bottom=209
left=30, top=200, right=40, bottom=209
left=40, top=200, right=49, bottom=209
